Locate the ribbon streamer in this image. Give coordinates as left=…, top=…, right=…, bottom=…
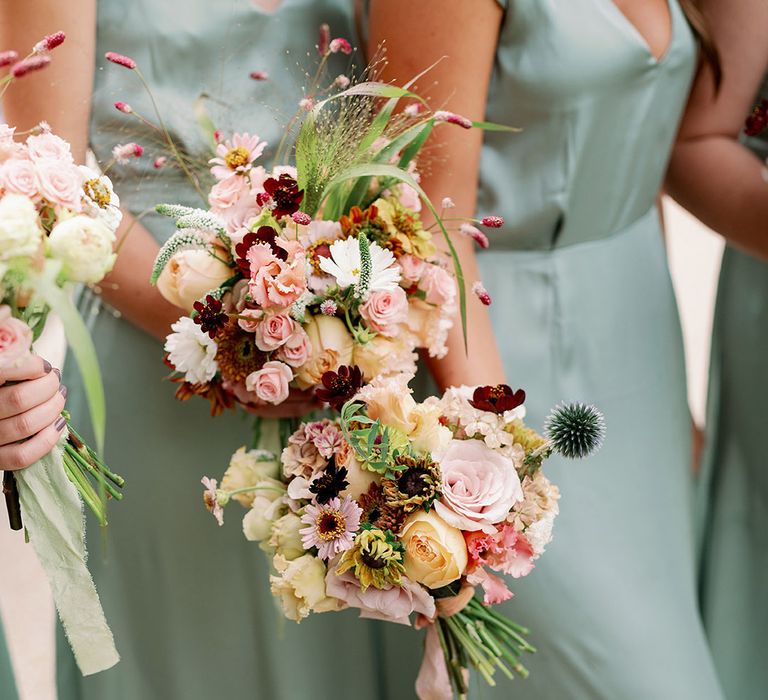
left=14, top=438, right=119, bottom=675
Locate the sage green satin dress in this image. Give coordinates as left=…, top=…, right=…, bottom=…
left=0, top=623, right=17, bottom=700
left=378, top=1, right=726, bottom=698
left=56, top=2, right=402, bottom=699
left=696, top=78, right=768, bottom=700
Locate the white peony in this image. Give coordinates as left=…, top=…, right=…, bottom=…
left=319, top=236, right=400, bottom=293
left=0, top=193, right=42, bottom=261
left=164, top=316, right=218, bottom=385
left=48, top=214, right=116, bottom=283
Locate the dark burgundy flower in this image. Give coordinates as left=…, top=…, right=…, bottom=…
left=263, top=174, right=304, bottom=219
left=193, top=294, right=228, bottom=338
left=745, top=99, right=768, bottom=137
left=469, top=384, right=526, bottom=414
left=309, top=459, right=349, bottom=504
left=234, top=225, right=287, bottom=274
left=316, top=365, right=364, bottom=411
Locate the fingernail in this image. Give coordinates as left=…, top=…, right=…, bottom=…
left=59, top=385, right=67, bottom=398
left=53, top=368, right=61, bottom=381
left=54, top=416, right=67, bottom=431
left=43, top=360, right=52, bottom=373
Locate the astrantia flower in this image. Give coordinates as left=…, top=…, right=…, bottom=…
left=336, top=527, right=405, bottom=590
left=319, top=237, right=400, bottom=293
left=300, top=496, right=361, bottom=560
left=470, top=384, right=526, bottom=414
left=164, top=316, right=219, bottom=385
left=209, top=132, right=266, bottom=180
left=319, top=299, right=338, bottom=316
left=201, top=476, right=224, bottom=526
left=112, top=142, right=144, bottom=164
left=308, top=459, right=349, bottom=504
left=316, top=365, right=364, bottom=411
left=193, top=294, right=228, bottom=339
left=263, top=173, right=304, bottom=219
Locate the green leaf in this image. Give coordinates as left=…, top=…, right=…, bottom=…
left=194, top=95, right=218, bottom=152
left=470, top=120, right=521, bottom=132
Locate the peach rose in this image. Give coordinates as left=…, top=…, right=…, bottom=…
left=156, top=247, right=233, bottom=312
left=245, top=360, right=293, bottom=405
left=359, top=286, right=409, bottom=337
left=253, top=313, right=295, bottom=352
left=0, top=306, right=33, bottom=369
left=401, top=510, right=468, bottom=589
left=293, top=315, right=353, bottom=390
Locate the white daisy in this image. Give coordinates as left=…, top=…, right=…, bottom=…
left=164, top=316, right=219, bottom=385
left=318, top=236, right=400, bottom=293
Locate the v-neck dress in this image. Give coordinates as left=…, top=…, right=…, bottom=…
left=0, top=623, right=17, bottom=700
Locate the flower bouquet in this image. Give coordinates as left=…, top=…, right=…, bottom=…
left=204, top=375, right=604, bottom=698
left=0, top=32, right=122, bottom=675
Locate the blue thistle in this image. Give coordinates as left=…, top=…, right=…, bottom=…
left=545, top=403, right=605, bottom=459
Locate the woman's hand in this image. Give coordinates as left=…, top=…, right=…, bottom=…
left=0, top=356, right=67, bottom=471
left=243, top=388, right=322, bottom=419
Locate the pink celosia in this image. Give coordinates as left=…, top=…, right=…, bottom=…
left=300, top=496, right=361, bottom=560
left=329, top=38, right=352, bottom=55
left=433, top=110, right=472, bottom=129
left=472, top=281, right=492, bottom=306
left=209, top=132, right=266, bottom=180
left=460, top=223, right=489, bottom=249
left=105, top=51, right=136, bottom=69
left=34, top=31, right=66, bottom=54
left=10, top=55, right=51, bottom=78
left=0, top=51, right=19, bottom=68
left=481, top=215, right=504, bottom=228
left=249, top=70, right=269, bottom=81
left=111, top=142, right=144, bottom=164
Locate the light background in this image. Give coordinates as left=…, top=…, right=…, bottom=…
left=0, top=198, right=725, bottom=700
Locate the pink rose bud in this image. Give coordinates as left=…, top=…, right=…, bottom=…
left=0, top=306, right=34, bottom=369
left=10, top=55, right=51, bottom=78
left=249, top=70, right=268, bottom=81
left=0, top=50, right=19, bottom=67
left=460, top=223, right=489, bottom=249
left=472, top=281, right=492, bottom=306
left=292, top=211, right=311, bottom=226
left=329, top=38, right=352, bottom=55
left=153, top=156, right=168, bottom=169
left=114, top=101, right=133, bottom=114
left=318, top=23, right=331, bottom=55
left=34, top=31, right=66, bottom=54
left=433, top=110, right=473, bottom=129
left=105, top=51, right=137, bottom=70
left=319, top=299, right=338, bottom=316
left=481, top=216, right=504, bottom=228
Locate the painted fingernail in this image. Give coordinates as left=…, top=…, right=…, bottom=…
left=54, top=416, right=67, bottom=431
left=53, top=368, right=61, bottom=381
left=43, top=360, right=52, bottom=373
left=59, top=385, right=67, bottom=398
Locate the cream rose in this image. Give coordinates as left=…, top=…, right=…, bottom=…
left=0, top=193, right=42, bottom=261
left=220, top=446, right=280, bottom=507
left=265, top=512, right=305, bottom=560
left=48, top=215, right=116, bottom=283
left=269, top=554, right=340, bottom=622
left=401, top=510, right=468, bottom=589
left=352, top=335, right=417, bottom=381
left=293, top=315, right=353, bottom=389
left=242, top=477, right=287, bottom=542
left=156, top=247, right=233, bottom=312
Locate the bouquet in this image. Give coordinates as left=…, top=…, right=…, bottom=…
left=204, top=375, right=605, bottom=698
left=0, top=32, right=122, bottom=675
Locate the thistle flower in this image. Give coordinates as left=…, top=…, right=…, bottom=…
left=433, top=110, right=472, bottom=129
left=0, top=51, right=19, bottom=68
left=460, top=223, right=489, bottom=249
left=319, top=299, right=338, bottom=317
left=329, top=38, right=352, bottom=55
left=292, top=211, right=311, bottom=226
left=300, top=496, right=361, bottom=560
left=33, top=31, right=66, bottom=54
left=111, top=142, right=144, bottom=164
left=545, top=403, right=606, bottom=459
left=10, top=55, right=51, bottom=78
left=114, top=101, right=133, bottom=114
left=249, top=70, right=268, bottom=81
left=336, top=527, right=405, bottom=590
left=482, top=215, right=504, bottom=228
left=105, top=51, right=136, bottom=69
left=472, top=281, right=492, bottom=306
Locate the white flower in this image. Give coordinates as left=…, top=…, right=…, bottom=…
left=242, top=478, right=287, bottom=541
left=48, top=215, right=116, bottom=283
left=79, top=166, right=123, bottom=232
left=164, top=316, right=218, bottom=385
left=524, top=512, right=557, bottom=558
left=0, top=193, right=42, bottom=261
left=319, top=237, right=400, bottom=293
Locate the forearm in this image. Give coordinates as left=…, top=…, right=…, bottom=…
left=101, top=211, right=181, bottom=341
left=667, top=137, right=768, bottom=260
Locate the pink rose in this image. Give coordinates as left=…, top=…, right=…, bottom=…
left=359, top=286, right=409, bottom=337
left=276, top=327, right=312, bottom=368
left=0, top=159, right=39, bottom=198
left=418, top=265, right=456, bottom=306
left=208, top=174, right=249, bottom=210
left=398, top=254, right=427, bottom=285
left=325, top=566, right=436, bottom=626
left=253, top=313, right=295, bottom=352
left=247, top=239, right=307, bottom=309
left=26, top=132, right=73, bottom=163
left=237, top=308, right=263, bottom=333
left=0, top=306, right=33, bottom=368
left=245, top=360, right=293, bottom=405
left=36, top=160, right=82, bottom=210
left=434, top=439, right=523, bottom=534
left=465, top=525, right=534, bottom=579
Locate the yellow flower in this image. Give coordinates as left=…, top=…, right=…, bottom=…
left=374, top=197, right=436, bottom=259
left=401, top=510, right=467, bottom=589
left=336, top=528, right=405, bottom=590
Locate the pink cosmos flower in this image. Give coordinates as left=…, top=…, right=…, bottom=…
left=300, top=496, right=361, bottom=560
left=276, top=327, right=313, bottom=368
left=0, top=159, right=39, bottom=199
left=0, top=306, right=33, bottom=369
left=26, top=132, right=73, bottom=163
left=35, top=160, right=83, bottom=210
left=359, top=286, right=409, bottom=337
left=245, top=360, right=293, bottom=405
left=246, top=239, right=307, bottom=309
left=253, top=313, right=295, bottom=352
left=201, top=476, right=224, bottom=526
left=104, top=51, right=136, bottom=69
left=209, top=133, right=267, bottom=181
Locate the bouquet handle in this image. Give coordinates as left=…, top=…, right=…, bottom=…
left=2, top=470, right=22, bottom=530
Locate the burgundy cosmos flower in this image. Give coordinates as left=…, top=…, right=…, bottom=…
left=263, top=174, right=304, bottom=219
left=316, top=365, right=364, bottom=411
left=193, top=294, right=228, bottom=338
left=234, top=226, right=287, bottom=274
left=469, top=384, right=526, bottom=414
left=309, top=459, right=349, bottom=504
left=745, top=99, right=768, bottom=137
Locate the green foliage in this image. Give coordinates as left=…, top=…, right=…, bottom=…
left=150, top=230, right=207, bottom=285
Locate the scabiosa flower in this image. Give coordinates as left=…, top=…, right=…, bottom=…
left=309, top=459, right=349, bottom=504
left=334, top=74, right=350, bottom=89
left=472, top=281, right=492, bottom=306
left=105, top=51, right=137, bottom=69
left=319, top=299, right=338, bottom=316
left=209, top=132, right=267, bottom=180
left=263, top=173, right=304, bottom=219
left=153, top=156, right=167, bottom=169
left=336, top=527, right=405, bottom=590
left=201, top=476, right=224, bottom=526
left=10, top=55, right=51, bottom=78
left=193, top=294, right=228, bottom=339
left=34, top=31, right=66, bottom=54
left=460, top=223, right=489, bottom=249
left=114, top=101, right=133, bottom=114
left=0, top=51, right=19, bottom=68
left=292, top=211, right=311, bottom=226
left=470, top=384, right=526, bottom=414
left=481, top=215, right=504, bottom=228
left=249, top=70, right=268, bottom=81
left=433, top=110, right=473, bottom=129
left=300, top=496, right=361, bottom=560
left=112, top=142, right=144, bottom=164
left=441, top=197, right=455, bottom=209
left=316, top=365, right=364, bottom=411
left=329, top=38, right=352, bottom=55
left=319, top=237, right=400, bottom=293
